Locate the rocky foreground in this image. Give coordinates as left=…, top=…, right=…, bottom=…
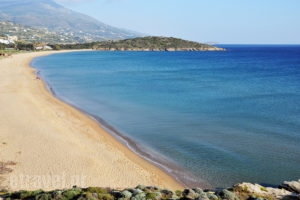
left=0, top=180, right=299, bottom=200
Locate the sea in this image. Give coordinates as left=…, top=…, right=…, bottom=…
left=31, top=45, right=300, bottom=189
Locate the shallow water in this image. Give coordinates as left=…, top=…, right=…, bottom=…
left=32, top=45, right=300, bottom=188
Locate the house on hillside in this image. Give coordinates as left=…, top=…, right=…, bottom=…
left=0, top=34, right=17, bottom=44
left=35, top=45, right=53, bottom=51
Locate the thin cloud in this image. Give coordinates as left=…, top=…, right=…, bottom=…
left=55, top=0, right=123, bottom=3
left=54, top=0, right=96, bottom=4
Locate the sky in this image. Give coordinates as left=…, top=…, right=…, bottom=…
left=54, top=0, right=300, bottom=44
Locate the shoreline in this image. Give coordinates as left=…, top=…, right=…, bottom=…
left=33, top=51, right=210, bottom=189
left=0, top=50, right=183, bottom=191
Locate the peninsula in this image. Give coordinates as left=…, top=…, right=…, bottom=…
left=92, top=36, right=225, bottom=51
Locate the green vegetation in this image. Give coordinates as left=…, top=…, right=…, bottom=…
left=260, top=186, right=268, bottom=192
left=0, top=21, right=78, bottom=44
left=1, top=22, right=223, bottom=52
left=93, top=36, right=224, bottom=51
left=47, top=36, right=224, bottom=51
left=0, top=183, right=297, bottom=200
left=1, top=0, right=140, bottom=43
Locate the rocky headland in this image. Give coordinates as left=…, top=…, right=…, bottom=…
left=1, top=180, right=299, bottom=200
left=92, top=36, right=225, bottom=51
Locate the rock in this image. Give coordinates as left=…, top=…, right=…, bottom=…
left=121, top=190, right=132, bottom=199
left=206, top=192, right=219, bottom=200
left=51, top=190, right=63, bottom=199
left=218, top=189, right=239, bottom=200
left=91, top=192, right=99, bottom=199
left=197, top=192, right=210, bottom=200
left=145, top=192, right=161, bottom=200
left=132, top=192, right=146, bottom=200
left=111, top=190, right=123, bottom=199
left=183, top=188, right=199, bottom=199
left=154, top=192, right=163, bottom=200
left=161, top=189, right=174, bottom=199
left=281, top=180, right=300, bottom=194
left=234, top=182, right=294, bottom=200
left=136, top=184, right=147, bottom=190
left=132, top=188, right=143, bottom=195
left=282, top=195, right=300, bottom=200
left=145, top=186, right=159, bottom=192
left=194, top=188, right=204, bottom=194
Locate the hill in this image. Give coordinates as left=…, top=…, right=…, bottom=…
left=0, top=0, right=142, bottom=43
left=93, top=36, right=225, bottom=51
left=0, top=21, right=79, bottom=43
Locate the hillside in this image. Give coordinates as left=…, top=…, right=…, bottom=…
left=93, top=36, right=225, bottom=51
left=0, top=0, right=142, bottom=42
left=0, top=21, right=79, bottom=43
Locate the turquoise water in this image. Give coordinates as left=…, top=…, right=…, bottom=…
left=32, top=45, right=300, bottom=188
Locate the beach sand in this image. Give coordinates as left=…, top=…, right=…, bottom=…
left=0, top=51, right=183, bottom=191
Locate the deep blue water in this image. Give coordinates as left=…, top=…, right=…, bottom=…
left=31, top=45, right=300, bottom=188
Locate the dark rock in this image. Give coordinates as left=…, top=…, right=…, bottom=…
left=217, top=189, right=239, bottom=200
left=183, top=189, right=198, bottom=199
left=161, top=189, right=174, bottom=199
left=111, top=190, right=123, bottom=199
left=282, top=195, right=300, bottom=200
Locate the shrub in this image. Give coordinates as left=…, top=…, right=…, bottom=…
left=145, top=192, right=156, bottom=200
left=86, top=187, right=108, bottom=194
left=175, top=190, right=182, bottom=198
left=260, top=187, right=268, bottom=192
left=98, top=193, right=114, bottom=200
left=36, top=193, right=52, bottom=200
left=62, top=188, right=81, bottom=200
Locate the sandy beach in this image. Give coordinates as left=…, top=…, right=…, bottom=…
left=0, top=51, right=183, bottom=191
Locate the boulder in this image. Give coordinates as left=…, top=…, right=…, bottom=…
left=136, top=184, right=147, bottom=190
left=234, top=182, right=294, bottom=199
left=132, top=189, right=143, bottom=195
left=218, top=189, right=239, bottom=200
left=121, top=190, right=132, bottom=199
left=183, top=188, right=198, bottom=199
left=161, top=189, right=174, bottom=199
left=194, top=188, right=204, bottom=194
left=281, top=180, right=300, bottom=194
left=132, top=192, right=145, bottom=200
left=111, top=190, right=123, bottom=199
left=206, top=192, right=219, bottom=200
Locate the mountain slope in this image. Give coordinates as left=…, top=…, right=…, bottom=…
left=0, top=0, right=141, bottom=42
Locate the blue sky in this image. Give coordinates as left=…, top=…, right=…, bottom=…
left=55, top=0, right=300, bottom=44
